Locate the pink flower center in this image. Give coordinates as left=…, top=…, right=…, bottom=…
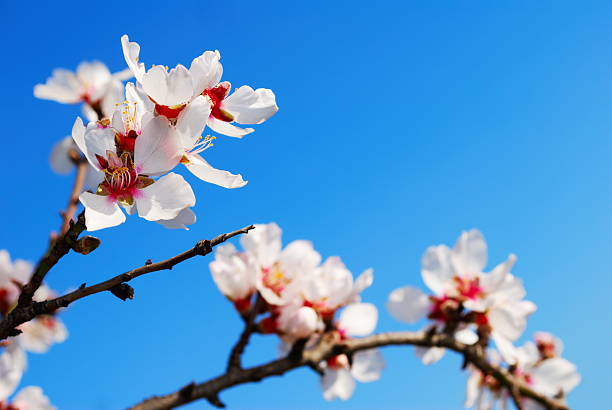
left=261, top=264, right=290, bottom=297
left=203, top=82, right=234, bottom=122
left=453, top=276, right=484, bottom=300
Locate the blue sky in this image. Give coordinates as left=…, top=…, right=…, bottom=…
left=1, top=0, right=610, bottom=408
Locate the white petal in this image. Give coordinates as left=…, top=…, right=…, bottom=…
left=490, top=331, right=520, bottom=365
left=124, top=82, right=154, bottom=127
left=321, top=368, right=356, bottom=401
left=12, top=386, right=55, bottom=410
left=176, top=96, right=212, bottom=149
left=121, top=34, right=145, bottom=82
left=0, top=345, right=26, bottom=401
left=185, top=155, right=247, bottom=188
left=339, top=303, right=377, bottom=337
left=134, top=116, right=182, bottom=176
left=452, top=229, right=488, bottom=274
left=210, top=243, right=255, bottom=300
left=531, top=358, right=580, bottom=396
left=136, top=173, right=196, bottom=222
left=481, top=254, right=516, bottom=293
left=279, top=240, right=321, bottom=276
left=455, top=328, right=479, bottom=345
left=142, top=65, right=193, bottom=107
left=82, top=124, right=117, bottom=171
left=33, top=68, right=81, bottom=103
left=190, top=50, right=223, bottom=95
left=465, top=369, right=483, bottom=408
left=421, top=244, right=454, bottom=295
left=76, top=61, right=112, bottom=102
left=223, top=86, right=279, bottom=124
left=488, top=307, right=526, bottom=341
left=79, top=192, right=125, bottom=231
left=156, top=208, right=196, bottom=230
left=387, top=286, right=430, bottom=324
left=207, top=116, right=253, bottom=138
left=17, top=316, right=68, bottom=354
left=49, top=137, right=75, bottom=175
left=351, top=349, right=384, bottom=382
left=415, top=346, right=445, bottom=365
left=277, top=305, right=319, bottom=339
left=240, top=223, right=282, bottom=268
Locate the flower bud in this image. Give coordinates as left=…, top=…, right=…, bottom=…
left=72, top=236, right=101, bottom=255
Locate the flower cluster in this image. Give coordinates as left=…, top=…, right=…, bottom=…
left=387, top=230, right=579, bottom=408
left=36, top=35, right=278, bottom=231
left=0, top=251, right=66, bottom=409
left=465, top=332, right=580, bottom=409
left=209, top=223, right=384, bottom=400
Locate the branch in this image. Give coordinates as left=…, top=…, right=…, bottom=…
left=129, top=330, right=570, bottom=410
left=59, top=150, right=88, bottom=236
left=0, top=225, right=255, bottom=342
left=227, top=294, right=263, bottom=372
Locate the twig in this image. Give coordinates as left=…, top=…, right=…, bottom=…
left=227, top=294, right=263, bottom=372
left=0, top=225, right=255, bottom=342
left=128, top=331, right=570, bottom=410
left=59, top=151, right=89, bottom=236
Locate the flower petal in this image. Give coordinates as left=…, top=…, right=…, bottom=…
left=223, top=86, right=279, bottom=124
left=415, top=346, right=445, bottom=365
left=321, top=368, right=355, bottom=401
left=136, top=173, right=196, bottom=222
left=79, top=192, right=125, bottom=231
left=142, top=65, right=193, bottom=107
left=176, top=96, right=212, bottom=149
left=121, top=34, right=145, bottom=82
left=421, top=244, right=453, bottom=295
left=34, top=68, right=81, bottom=103
left=387, top=286, right=430, bottom=324
left=0, top=345, right=26, bottom=401
left=156, top=207, right=196, bottom=230
left=134, top=116, right=182, bottom=176
left=452, top=229, right=487, bottom=274
left=12, top=386, right=55, bottom=410
left=339, top=303, right=378, bottom=337
left=49, top=137, right=75, bottom=175
left=351, top=349, right=384, bottom=382
left=185, top=154, right=247, bottom=188
left=207, top=117, right=254, bottom=138
left=190, top=50, right=223, bottom=95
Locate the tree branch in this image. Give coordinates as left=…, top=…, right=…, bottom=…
left=0, top=225, right=255, bottom=342
left=59, top=150, right=89, bottom=236
left=129, top=330, right=570, bottom=410
left=227, top=294, right=263, bottom=373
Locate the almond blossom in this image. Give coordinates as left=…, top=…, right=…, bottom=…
left=239, top=223, right=321, bottom=306
left=387, top=229, right=535, bottom=364
left=8, top=386, right=55, bottom=410
left=72, top=116, right=195, bottom=231
left=465, top=333, right=579, bottom=410
left=320, top=303, right=384, bottom=400
left=121, top=34, right=278, bottom=138
left=34, top=60, right=131, bottom=122
left=0, top=252, right=67, bottom=355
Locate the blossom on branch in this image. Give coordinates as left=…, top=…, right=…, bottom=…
left=34, top=60, right=131, bottom=122
left=121, top=34, right=278, bottom=138
left=387, top=229, right=536, bottom=364
left=465, top=332, right=580, bottom=410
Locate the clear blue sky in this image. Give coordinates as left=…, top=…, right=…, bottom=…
left=1, top=1, right=610, bottom=408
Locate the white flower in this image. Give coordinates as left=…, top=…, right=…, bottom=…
left=320, top=303, right=383, bottom=401
left=34, top=61, right=131, bottom=121
left=302, top=258, right=374, bottom=319
left=10, top=386, right=56, bottom=410
left=16, top=315, right=68, bottom=354
left=72, top=117, right=195, bottom=231
left=464, top=335, right=580, bottom=410
left=0, top=251, right=32, bottom=315
left=277, top=303, right=321, bottom=340
left=121, top=34, right=278, bottom=138
left=209, top=243, right=256, bottom=312
left=387, top=230, right=534, bottom=365
left=239, top=223, right=321, bottom=305
left=0, top=344, right=26, bottom=402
